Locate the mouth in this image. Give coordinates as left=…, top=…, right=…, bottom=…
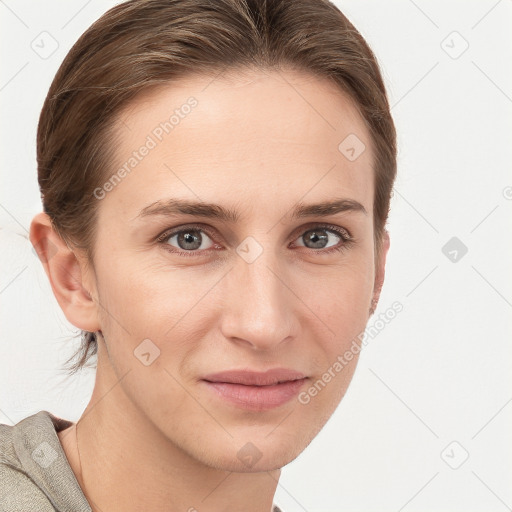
left=201, top=368, right=308, bottom=411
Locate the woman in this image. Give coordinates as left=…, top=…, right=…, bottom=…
left=0, top=0, right=396, bottom=510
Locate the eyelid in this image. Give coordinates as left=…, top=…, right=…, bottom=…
left=295, top=222, right=352, bottom=240
left=155, top=222, right=217, bottom=243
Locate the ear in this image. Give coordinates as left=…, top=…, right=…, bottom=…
left=29, top=212, right=100, bottom=332
left=369, top=229, right=390, bottom=316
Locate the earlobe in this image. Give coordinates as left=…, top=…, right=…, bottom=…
left=29, top=212, right=100, bottom=332
left=369, top=230, right=390, bottom=316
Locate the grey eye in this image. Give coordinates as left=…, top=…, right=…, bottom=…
left=296, top=228, right=342, bottom=250
left=165, top=229, right=214, bottom=251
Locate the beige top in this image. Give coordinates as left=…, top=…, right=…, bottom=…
left=0, top=410, right=284, bottom=512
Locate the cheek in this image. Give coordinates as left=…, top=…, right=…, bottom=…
left=306, top=260, right=375, bottom=332
left=299, top=261, right=374, bottom=409
left=94, top=258, right=209, bottom=377
left=295, top=270, right=371, bottom=417
left=94, top=248, right=178, bottom=324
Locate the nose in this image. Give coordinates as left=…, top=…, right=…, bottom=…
left=219, top=243, right=299, bottom=351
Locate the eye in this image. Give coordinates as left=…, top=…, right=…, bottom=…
left=157, top=224, right=219, bottom=257
left=156, top=223, right=354, bottom=257
left=292, top=224, right=353, bottom=255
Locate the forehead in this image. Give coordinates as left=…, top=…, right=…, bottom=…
left=119, top=67, right=370, bottom=145
left=103, top=67, right=374, bottom=219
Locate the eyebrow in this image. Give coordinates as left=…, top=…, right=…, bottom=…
left=134, top=197, right=367, bottom=223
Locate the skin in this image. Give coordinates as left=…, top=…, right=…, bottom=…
left=30, top=67, right=390, bottom=512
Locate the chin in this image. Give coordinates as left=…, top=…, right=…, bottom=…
left=210, top=446, right=301, bottom=473
left=195, top=426, right=312, bottom=473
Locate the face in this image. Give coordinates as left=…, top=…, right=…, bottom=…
left=72, top=68, right=386, bottom=471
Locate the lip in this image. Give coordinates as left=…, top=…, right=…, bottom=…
left=202, top=368, right=306, bottom=386
left=201, top=368, right=308, bottom=411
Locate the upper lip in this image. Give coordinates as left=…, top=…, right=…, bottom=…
left=202, top=368, right=307, bottom=386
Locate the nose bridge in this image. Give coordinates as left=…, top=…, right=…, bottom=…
left=220, top=235, right=295, bottom=349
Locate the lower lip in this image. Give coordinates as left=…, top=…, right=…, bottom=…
left=203, top=378, right=308, bottom=411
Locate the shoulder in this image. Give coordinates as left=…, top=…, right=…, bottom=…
left=0, top=410, right=75, bottom=511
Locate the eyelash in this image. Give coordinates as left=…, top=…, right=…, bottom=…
left=155, top=223, right=354, bottom=258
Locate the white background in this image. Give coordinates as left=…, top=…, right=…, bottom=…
left=1, top=1, right=511, bottom=511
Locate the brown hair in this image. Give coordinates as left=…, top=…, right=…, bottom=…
left=37, top=0, right=397, bottom=375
